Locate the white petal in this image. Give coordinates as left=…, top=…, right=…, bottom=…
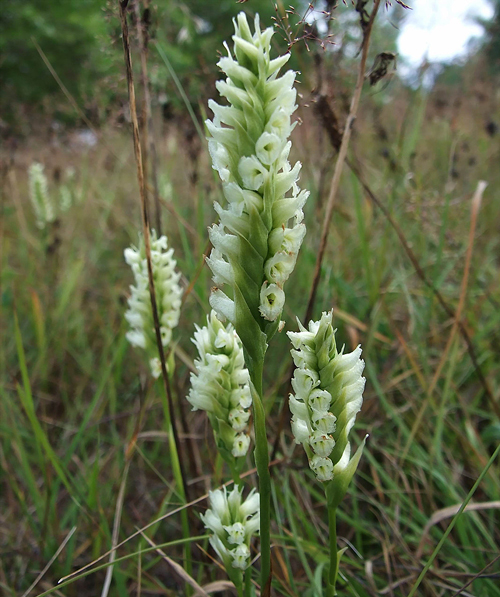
left=230, top=543, right=250, bottom=569
left=126, top=330, right=147, bottom=349
left=288, top=394, right=308, bottom=420
left=264, top=251, right=296, bottom=285
left=228, top=407, right=251, bottom=432
left=291, top=417, right=310, bottom=444
left=208, top=488, right=228, bottom=520
left=224, top=522, right=246, bottom=545
left=244, top=512, right=260, bottom=537
left=238, top=155, right=268, bottom=191
left=239, top=489, right=260, bottom=518
left=201, top=509, right=225, bottom=537
left=209, top=289, right=236, bottom=325
left=312, top=411, right=337, bottom=434
left=308, top=389, right=332, bottom=412
left=309, top=431, right=335, bottom=458
left=232, top=433, right=250, bottom=457
left=309, top=455, right=334, bottom=482
left=259, top=282, right=285, bottom=322
left=149, top=357, right=162, bottom=379
left=255, top=132, right=282, bottom=166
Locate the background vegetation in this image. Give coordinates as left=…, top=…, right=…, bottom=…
left=1, top=1, right=499, bottom=596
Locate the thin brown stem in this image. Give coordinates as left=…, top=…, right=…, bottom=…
left=303, top=0, right=381, bottom=326
left=118, top=0, right=189, bottom=498
left=450, top=553, right=500, bottom=597
left=133, top=0, right=149, bottom=212
left=133, top=0, right=162, bottom=235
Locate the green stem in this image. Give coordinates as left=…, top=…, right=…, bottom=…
left=244, top=566, right=252, bottom=597
left=250, top=361, right=271, bottom=593
left=229, top=460, right=242, bottom=487
left=159, top=379, right=192, bottom=593
left=226, top=568, right=244, bottom=597
left=327, top=505, right=338, bottom=595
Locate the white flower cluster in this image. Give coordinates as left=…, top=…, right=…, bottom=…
left=187, top=310, right=252, bottom=459
left=288, top=312, right=366, bottom=482
left=124, top=231, right=182, bottom=377
left=201, top=486, right=260, bottom=571
left=206, top=12, right=309, bottom=326
left=28, top=162, right=55, bottom=229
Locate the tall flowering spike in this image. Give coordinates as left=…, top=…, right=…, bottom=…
left=187, top=310, right=252, bottom=467
left=28, top=162, right=55, bottom=229
left=124, top=231, right=182, bottom=378
left=288, top=311, right=366, bottom=483
left=206, top=12, right=309, bottom=371
left=201, top=486, right=260, bottom=577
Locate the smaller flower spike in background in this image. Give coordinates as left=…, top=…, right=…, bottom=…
left=201, top=485, right=260, bottom=590
left=124, top=230, right=182, bottom=377
left=28, top=162, right=55, bottom=229
left=187, top=310, right=252, bottom=477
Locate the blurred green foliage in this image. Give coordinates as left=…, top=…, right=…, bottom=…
left=0, top=0, right=285, bottom=125
left=0, top=0, right=403, bottom=127
left=0, top=0, right=497, bottom=128
left=148, top=0, right=284, bottom=115
left=0, top=0, right=114, bottom=120
left=481, top=0, right=500, bottom=72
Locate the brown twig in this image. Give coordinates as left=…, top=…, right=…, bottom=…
left=133, top=0, right=162, bottom=235
left=139, top=531, right=210, bottom=596
left=450, top=553, right=500, bottom=597
left=303, top=0, right=381, bottom=326
left=133, top=0, right=200, bottom=492
left=118, top=0, right=189, bottom=499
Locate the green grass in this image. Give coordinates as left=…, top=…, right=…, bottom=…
left=1, top=71, right=499, bottom=597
